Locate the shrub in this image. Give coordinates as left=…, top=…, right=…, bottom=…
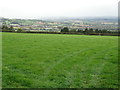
left=17, top=28, right=23, bottom=33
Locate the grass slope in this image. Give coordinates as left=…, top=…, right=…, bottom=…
left=2, top=32, right=118, bottom=88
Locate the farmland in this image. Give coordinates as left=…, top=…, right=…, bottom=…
left=2, top=32, right=118, bottom=88
left=1, top=17, right=118, bottom=32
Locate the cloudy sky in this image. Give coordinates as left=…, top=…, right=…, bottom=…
left=0, top=0, right=119, bottom=19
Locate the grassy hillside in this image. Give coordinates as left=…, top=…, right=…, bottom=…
left=2, top=32, right=118, bottom=88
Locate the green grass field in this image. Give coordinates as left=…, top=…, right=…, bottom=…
left=2, top=32, right=118, bottom=88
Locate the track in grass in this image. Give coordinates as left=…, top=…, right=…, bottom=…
left=2, top=32, right=118, bottom=88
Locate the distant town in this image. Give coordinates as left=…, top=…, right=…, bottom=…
left=1, top=17, right=118, bottom=33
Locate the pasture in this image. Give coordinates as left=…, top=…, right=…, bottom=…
left=2, top=32, right=118, bottom=88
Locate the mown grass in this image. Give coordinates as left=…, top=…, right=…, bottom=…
left=2, top=32, right=118, bottom=88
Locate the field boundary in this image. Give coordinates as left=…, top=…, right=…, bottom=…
left=1, top=31, right=120, bottom=36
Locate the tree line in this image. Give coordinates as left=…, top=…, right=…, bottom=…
left=1, top=25, right=119, bottom=36
left=61, top=27, right=118, bottom=34
left=1, top=25, right=24, bottom=32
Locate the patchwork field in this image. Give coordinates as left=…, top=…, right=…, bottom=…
left=2, top=32, right=118, bottom=88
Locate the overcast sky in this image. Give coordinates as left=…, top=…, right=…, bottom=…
left=0, top=0, right=119, bottom=19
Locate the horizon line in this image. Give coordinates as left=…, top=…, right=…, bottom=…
left=1, top=16, right=118, bottom=20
